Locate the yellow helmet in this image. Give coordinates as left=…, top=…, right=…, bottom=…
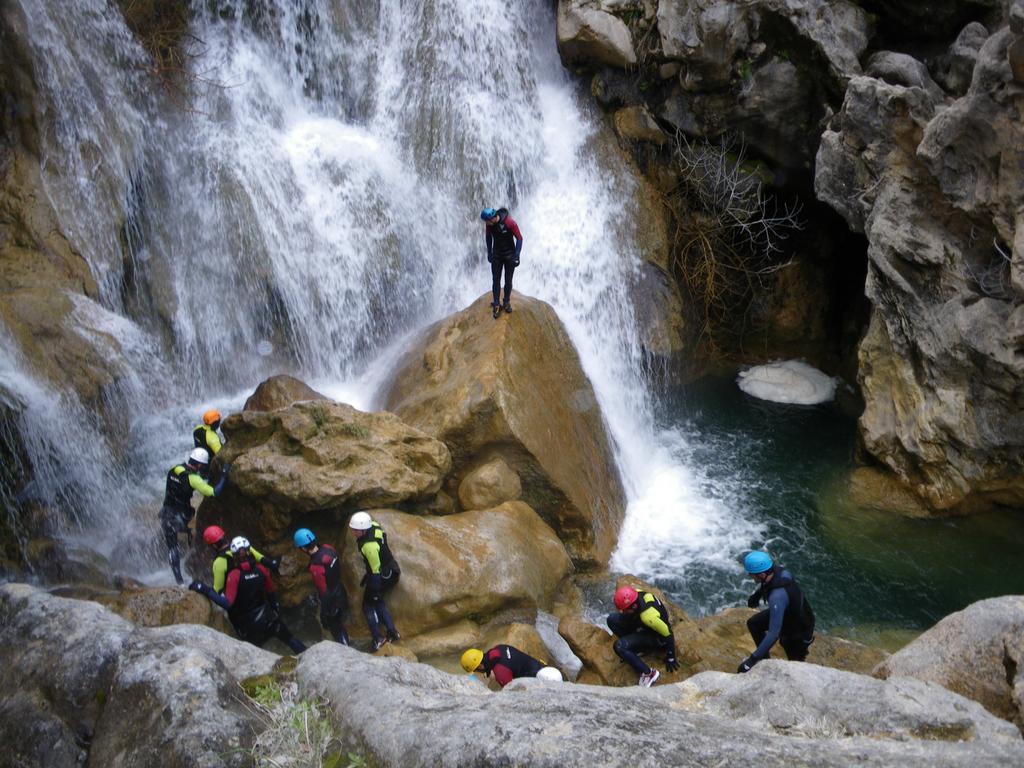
left=460, top=648, right=483, bottom=673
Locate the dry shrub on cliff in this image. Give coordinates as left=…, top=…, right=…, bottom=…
left=665, top=133, right=803, bottom=355
left=115, top=0, right=219, bottom=111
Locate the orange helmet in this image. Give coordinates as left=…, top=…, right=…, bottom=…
left=203, top=409, right=221, bottom=426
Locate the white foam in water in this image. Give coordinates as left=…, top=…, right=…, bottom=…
left=737, top=361, right=837, bottom=405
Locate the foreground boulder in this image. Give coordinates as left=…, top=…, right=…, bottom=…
left=297, top=642, right=1024, bottom=767
left=202, top=400, right=451, bottom=544
left=0, top=583, right=278, bottom=768
left=273, top=505, right=573, bottom=639
left=875, top=595, right=1024, bottom=731
left=383, top=293, right=626, bottom=567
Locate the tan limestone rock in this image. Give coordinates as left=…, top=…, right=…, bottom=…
left=383, top=293, right=626, bottom=567
left=457, top=457, right=521, bottom=511
left=243, top=374, right=330, bottom=412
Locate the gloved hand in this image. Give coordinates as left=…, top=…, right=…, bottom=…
left=221, top=463, right=232, bottom=477
left=665, top=647, right=679, bottom=673
left=268, top=596, right=281, bottom=614
left=486, top=253, right=493, bottom=264
left=513, top=256, right=520, bottom=267
left=747, top=591, right=761, bottom=609
left=737, top=657, right=756, bottom=674
left=188, top=580, right=208, bottom=596
left=265, top=556, right=281, bottom=575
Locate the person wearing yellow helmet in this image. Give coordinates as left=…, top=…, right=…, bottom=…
left=460, top=644, right=547, bottom=688
left=159, top=447, right=229, bottom=584
left=193, top=409, right=225, bottom=456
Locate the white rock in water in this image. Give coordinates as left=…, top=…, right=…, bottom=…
left=737, top=361, right=836, bottom=405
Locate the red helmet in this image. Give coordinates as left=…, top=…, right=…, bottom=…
left=614, top=585, right=639, bottom=611
left=203, top=525, right=226, bottom=546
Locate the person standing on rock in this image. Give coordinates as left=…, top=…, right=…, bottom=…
left=737, top=551, right=816, bottom=673
left=481, top=206, right=523, bottom=319
left=607, top=585, right=680, bottom=687
left=193, top=409, right=225, bottom=456
left=350, top=511, right=401, bottom=651
left=189, top=536, right=306, bottom=654
left=294, top=527, right=351, bottom=646
left=160, top=447, right=229, bottom=585
left=460, top=645, right=561, bottom=687
left=201, top=525, right=278, bottom=593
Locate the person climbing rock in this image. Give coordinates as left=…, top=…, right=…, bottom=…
left=460, top=645, right=558, bottom=687
left=189, top=536, right=306, bottom=654
left=294, top=527, right=351, bottom=646
left=607, top=585, right=680, bottom=687
left=737, top=551, right=815, bottom=673
left=201, top=525, right=278, bottom=593
left=480, top=206, right=523, bottom=318
left=193, top=409, right=225, bottom=456
left=350, top=511, right=401, bottom=651
left=160, top=447, right=229, bottom=585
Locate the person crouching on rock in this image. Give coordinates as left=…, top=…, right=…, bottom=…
left=293, top=527, right=351, bottom=646
left=607, top=585, right=680, bottom=687
left=460, top=645, right=561, bottom=687
left=201, top=525, right=279, bottom=594
left=349, top=511, right=401, bottom=651
left=160, top=447, right=229, bottom=585
left=189, top=536, right=306, bottom=655
left=737, top=551, right=815, bottom=673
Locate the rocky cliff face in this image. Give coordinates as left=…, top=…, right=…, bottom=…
left=557, top=0, right=1024, bottom=514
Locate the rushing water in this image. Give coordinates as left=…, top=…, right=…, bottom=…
left=1, top=0, right=1020, bottom=636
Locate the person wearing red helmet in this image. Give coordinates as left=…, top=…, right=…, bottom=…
left=607, top=585, right=679, bottom=687
left=201, top=525, right=278, bottom=593
left=193, top=409, right=225, bottom=456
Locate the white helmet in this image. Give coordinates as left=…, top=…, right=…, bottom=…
left=349, top=511, right=373, bottom=530
left=229, top=536, right=250, bottom=555
left=188, top=447, right=210, bottom=465
left=536, top=667, right=563, bottom=682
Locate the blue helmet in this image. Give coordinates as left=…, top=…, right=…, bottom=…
left=480, top=207, right=497, bottom=221
left=744, top=551, right=773, bottom=574
left=293, top=528, right=316, bottom=548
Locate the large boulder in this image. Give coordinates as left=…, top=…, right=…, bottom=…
left=324, top=505, right=572, bottom=640
left=457, top=456, right=521, bottom=511
left=200, top=400, right=451, bottom=545
left=0, top=583, right=279, bottom=768
left=382, top=294, right=626, bottom=567
left=556, top=1, right=637, bottom=70
left=814, top=16, right=1024, bottom=513
left=296, top=642, right=1024, bottom=767
left=874, top=595, right=1024, bottom=730
left=95, top=584, right=234, bottom=635
left=243, top=373, right=330, bottom=411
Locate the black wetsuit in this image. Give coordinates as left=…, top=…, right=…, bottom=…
left=485, top=209, right=523, bottom=307
left=308, top=543, right=350, bottom=645
left=745, top=566, right=815, bottom=664
left=219, top=557, right=305, bottom=654
left=355, top=522, right=400, bottom=643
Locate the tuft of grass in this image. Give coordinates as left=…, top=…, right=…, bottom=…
left=242, top=678, right=370, bottom=768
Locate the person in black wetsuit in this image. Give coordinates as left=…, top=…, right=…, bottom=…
left=460, top=644, right=545, bottom=688
left=480, top=206, right=523, bottom=318
left=190, top=536, right=306, bottom=654
left=193, top=409, right=225, bottom=456
left=160, top=447, right=229, bottom=584
left=607, top=585, right=680, bottom=687
left=349, top=511, right=401, bottom=651
left=294, top=527, right=351, bottom=646
left=737, top=551, right=815, bottom=673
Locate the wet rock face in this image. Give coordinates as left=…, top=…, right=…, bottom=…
left=814, top=8, right=1024, bottom=512
left=0, top=583, right=278, bottom=768
left=875, top=595, right=1024, bottom=732
left=296, top=641, right=1024, bottom=767
left=242, top=374, right=329, bottom=411
left=383, top=293, right=626, bottom=568
left=556, top=0, right=637, bottom=70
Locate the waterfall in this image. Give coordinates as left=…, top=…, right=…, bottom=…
left=2, top=0, right=762, bottom=605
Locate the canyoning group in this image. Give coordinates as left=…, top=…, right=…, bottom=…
left=155, top=206, right=813, bottom=687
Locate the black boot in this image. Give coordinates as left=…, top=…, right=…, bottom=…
left=492, top=302, right=501, bottom=319
left=502, top=301, right=512, bottom=313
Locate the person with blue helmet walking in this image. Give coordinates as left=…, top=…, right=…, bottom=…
left=480, top=206, right=523, bottom=319
left=294, top=527, right=351, bottom=646
left=737, top=551, right=815, bottom=673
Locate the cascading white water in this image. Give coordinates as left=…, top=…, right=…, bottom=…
left=2, top=0, right=762, bottom=602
